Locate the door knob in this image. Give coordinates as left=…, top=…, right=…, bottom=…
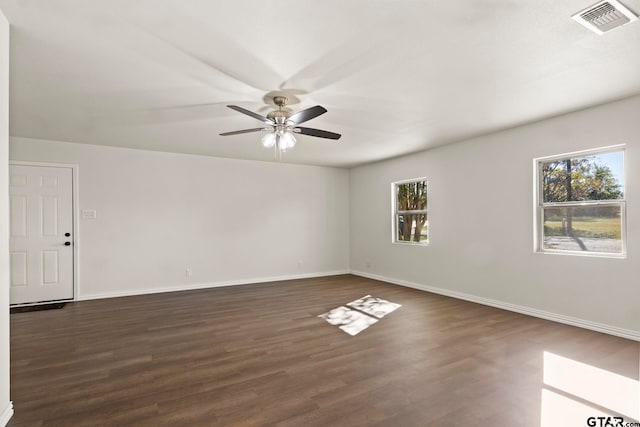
left=65, top=232, right=71, bottom=237
left=64, top=242, right=71, bottom=246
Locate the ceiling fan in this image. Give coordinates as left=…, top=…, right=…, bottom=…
left=220, top=96, right=341, bottom=153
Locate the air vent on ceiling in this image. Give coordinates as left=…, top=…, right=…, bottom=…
left=572, top=0, right=638, bottom=34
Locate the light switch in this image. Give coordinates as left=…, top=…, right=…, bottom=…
left=81, top=209, right=97, bottom=220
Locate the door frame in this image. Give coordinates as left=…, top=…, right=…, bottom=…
left=9, top=160, right=80, bottom=303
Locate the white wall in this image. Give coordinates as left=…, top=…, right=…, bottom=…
left=0, top=8, right=12, bottom=426
left=10, top=137, right=350, bottom=299
left=350, top=95, right=640, bottom=338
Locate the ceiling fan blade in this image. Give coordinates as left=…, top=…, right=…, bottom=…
left=227, top=105, right=274, bottom=125
left=295, top=127, right=342, bottom=140
left=287, top=105, right=327, bottom=125
left=220, top=128, right=267, bottom=136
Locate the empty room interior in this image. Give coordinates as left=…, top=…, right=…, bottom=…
left=1, top=1, right=639, bottom=426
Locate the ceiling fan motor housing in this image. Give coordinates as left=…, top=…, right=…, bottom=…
left=266, top=110, right=289, bottom=123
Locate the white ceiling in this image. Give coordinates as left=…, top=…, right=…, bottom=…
left=1, top=0, right=639, bottom=167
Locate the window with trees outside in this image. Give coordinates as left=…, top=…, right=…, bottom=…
left=536, top=147, right=625, bottom=256
left=393, top=178, right=428, bottom=244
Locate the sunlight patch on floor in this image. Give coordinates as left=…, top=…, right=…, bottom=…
left=541, top=389, right=613, bottom=427
left=318, top=306, right=378, bottom=336
left=541, top=351, right=639, bottom=426
left=318, top=295, right=401, bottom=336
left=346, top=295, right=401, bottom=318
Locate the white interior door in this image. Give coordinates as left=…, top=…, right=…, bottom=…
left=9, top=164, right=74, bottom=305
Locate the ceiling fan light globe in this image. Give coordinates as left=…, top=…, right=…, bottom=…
left=279, top=132, right=296, bottom=151
left=261, top=132, right=276, bottom=148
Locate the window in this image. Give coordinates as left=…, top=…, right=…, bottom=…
left=393, top=178, right=428, bottom=244
left=535, top=147, right=625, bottom=256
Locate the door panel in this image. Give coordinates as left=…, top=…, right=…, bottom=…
left=42, top=195, right=59, bottom=236
left=9, top=165, right=74, bottom=304
left=10, top=252, right=28, bottom=287
left=42, top=250, right=60, bottom=284
left=10, top=195, right=27, bottom=236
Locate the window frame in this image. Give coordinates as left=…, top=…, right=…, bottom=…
left=534, top=145, right=626, bottom=258
left=391, top=177, right=429, bottom=246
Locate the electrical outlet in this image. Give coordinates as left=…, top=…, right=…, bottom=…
left=185, top=268, right=192, bottom=278
left=297, top=260, right=303, bottom=269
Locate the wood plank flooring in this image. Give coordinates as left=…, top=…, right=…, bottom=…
left=8, top=275, right=639, bottom=426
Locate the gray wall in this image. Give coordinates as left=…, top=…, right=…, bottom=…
left=350, top=95, right=640, bottom=337
left=10, top=138, right=350, bottom=299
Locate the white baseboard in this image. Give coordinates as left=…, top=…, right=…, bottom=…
left=77, top=270, right=351, bottom=301
left=351, top=270, right=640, bottom=342
left=0, top=401, right=13, bottom=427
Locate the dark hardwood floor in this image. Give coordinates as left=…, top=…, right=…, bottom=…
left=8, top=275, right=639, bottom=426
